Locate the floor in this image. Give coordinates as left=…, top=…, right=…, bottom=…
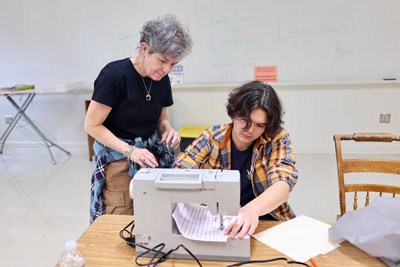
left=0, top=147, right=398, bottom=266
left=0, top=148, right=93, bottom=267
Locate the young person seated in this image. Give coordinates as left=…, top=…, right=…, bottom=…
left=174, top=81, right=298, bottom=239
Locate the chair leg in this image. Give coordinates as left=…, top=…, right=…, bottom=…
left=85, top=100, right=95, bottom=161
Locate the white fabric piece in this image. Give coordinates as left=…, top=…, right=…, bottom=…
left=172, top=203, right=238, bottom=242
left=329, top=197, right=400, bottom=267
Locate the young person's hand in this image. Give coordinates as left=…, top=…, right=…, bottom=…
left=224, top=204, right=260, bottom=239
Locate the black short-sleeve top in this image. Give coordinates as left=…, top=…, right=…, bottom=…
left=91, top=58, right=173, bottom=140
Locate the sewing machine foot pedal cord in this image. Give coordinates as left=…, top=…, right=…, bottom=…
left=119, top=219, right=202, bottom=266
left=119, top=219, right=311, bottom=267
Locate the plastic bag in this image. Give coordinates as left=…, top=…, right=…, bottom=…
left=329, top=197, right=400, bottom=267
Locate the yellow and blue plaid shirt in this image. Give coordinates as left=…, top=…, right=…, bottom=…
left=174, top=123, right=298, bottom=221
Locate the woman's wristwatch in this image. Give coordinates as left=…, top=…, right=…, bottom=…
left=124, top=145, right=135, bottom=160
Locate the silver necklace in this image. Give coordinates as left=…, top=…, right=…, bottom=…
left=141, top=76, right=153, bottom=101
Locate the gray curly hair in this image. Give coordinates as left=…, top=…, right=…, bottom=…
left=140, top=14, right=192, bottom=59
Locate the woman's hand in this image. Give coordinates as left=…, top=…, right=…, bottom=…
left=224, top=205, right=260, bottom=239
left=161, top=127, right=181, bottom=149
left=158, top=108, right=180, bottom=149
left=129, top=147, right=158, bottom=168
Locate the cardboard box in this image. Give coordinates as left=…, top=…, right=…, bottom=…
left=35, top=81, right=82, bottom=93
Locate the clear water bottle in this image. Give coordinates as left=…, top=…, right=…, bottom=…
left=60, top=240, right=86, bottom=267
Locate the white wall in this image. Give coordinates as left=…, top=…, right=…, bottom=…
left=171, top=82, right=400, bottom=154
left=0, top=83, right=399, bottom=154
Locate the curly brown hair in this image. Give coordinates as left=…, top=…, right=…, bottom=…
left=226, top=81, right=283, bottom=139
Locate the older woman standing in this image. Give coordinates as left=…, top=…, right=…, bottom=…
left=85, top=14, right=192, bottom=223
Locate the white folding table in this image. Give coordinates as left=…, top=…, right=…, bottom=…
left=0, top=89, right=71, bottom=164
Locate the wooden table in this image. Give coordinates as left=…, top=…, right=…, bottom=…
left=74, top=214, right=385, bottom=267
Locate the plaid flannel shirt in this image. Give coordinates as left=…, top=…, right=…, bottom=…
left=174, top=123, right=298, bottom=221
left=90, top=132, right=174, bottom=223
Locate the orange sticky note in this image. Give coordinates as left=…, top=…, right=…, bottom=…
left=254, top=66, right=278, bottom=83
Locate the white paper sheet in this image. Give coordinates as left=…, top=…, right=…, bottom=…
left=252, top=215, right=340, bottom=262
left=172, top=203, right=237, bottom=242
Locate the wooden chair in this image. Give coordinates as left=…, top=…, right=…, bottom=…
left=333, top=133, right=400, bottom=218
left=85, top=100, right=95, bottom=161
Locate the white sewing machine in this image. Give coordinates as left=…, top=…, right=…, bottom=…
left=129, top=168, right=250, bottom=261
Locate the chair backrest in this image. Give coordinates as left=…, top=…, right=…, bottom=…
left=333, top=133, right=400, bottom=217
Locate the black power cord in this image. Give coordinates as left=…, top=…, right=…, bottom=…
left=120, top=219, right=310, bottom=267
left=119, top=219, right=135, bottom=243
left=226, top=258, right=310, bottom=266
left=119, top=219, right=202, bottom=267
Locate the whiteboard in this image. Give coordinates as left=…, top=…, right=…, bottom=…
left=1, top=0, right=399, bottom=87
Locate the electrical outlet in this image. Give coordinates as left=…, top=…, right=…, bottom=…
left=4, top=115, right=13, bottom=124
left=379, top=113, right=391, bottom=123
